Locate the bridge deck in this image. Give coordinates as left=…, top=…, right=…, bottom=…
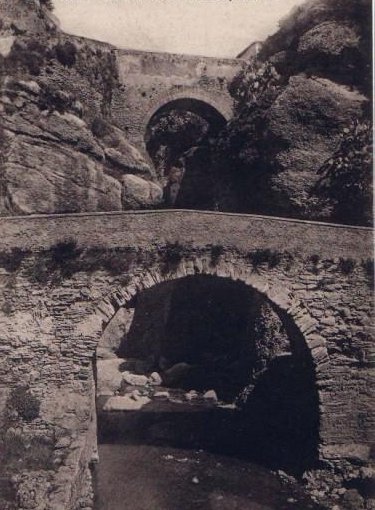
left=0, top=210, right=372, bottom=260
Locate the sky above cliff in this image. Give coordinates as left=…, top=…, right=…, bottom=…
left=53, top=0, right=306, bottom=57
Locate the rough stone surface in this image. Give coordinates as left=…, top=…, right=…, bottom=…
left=122, top=371, right=149, bottom=387
left=98, top=307, right=134, bottom=354
left=0, top=2, right=165, bottom=215
left=122, top=174, right=163, bottom=210
left=150, top=372, right=163, bottom=386
left=265, top=76, right=367, bottom=216
left=96, top=359, right=124, bottom=396
left=0, top=211, right=372, bottom=510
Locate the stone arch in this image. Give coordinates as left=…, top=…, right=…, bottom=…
left=145, top=88, right=233, bottom=128
left=143, top=88, right=233, bottom=148
left=95, top=259, right=328, bottom=372
left=93, top=255, right=329, bottom=461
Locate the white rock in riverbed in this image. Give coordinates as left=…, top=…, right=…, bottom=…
left=203, top=390, right=218, bottom=402
left=122, top=371, right=149, bottom=386
left=150, top=372, right=162, bottom=386
left=103, top=395, right=151, bottom=411
left=154, top=391, right=170, bottom=399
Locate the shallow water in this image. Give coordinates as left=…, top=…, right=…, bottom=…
left=94, top=443, right=323, bottom=510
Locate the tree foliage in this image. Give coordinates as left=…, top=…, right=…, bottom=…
left=146, top=110, right=210, bottom=176
left=314, top=120, right=373, bottom=225
left=229, top=62, right=283, bottom=111
left=40, top=0, right=54, bottom=10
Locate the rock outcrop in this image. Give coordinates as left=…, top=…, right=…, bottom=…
left=0, top=0, right=160, bottom=215
left=212, top=0, right=371, bottom=223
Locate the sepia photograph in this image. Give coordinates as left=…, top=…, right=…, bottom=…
left=0, top=0, right=373, bottom=509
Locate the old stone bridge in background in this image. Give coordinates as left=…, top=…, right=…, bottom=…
left=109, top=49, right=245, bottom=156
left=0, top=210, right=373, bottom=509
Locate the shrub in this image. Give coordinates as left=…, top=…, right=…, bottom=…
left=38, top=85, right=73, bottom=114
left=100, top=249, right=136, bottom=275
left=248, top=249, right=282, bottom=270
left=162, top=242, right=184, bottom=273
left=210, top=244, right=224, bottom=266
left=309, top=254, right=320, bottom=274
left=314, top=121, right=373, bottom=226
left=0, top=248, right=29, bottom=272
left=1, top=302, right=13, bottom=316
left=27, top=257, right=50, bottom=284
left=40, top=0, right=54, bottom=9
left=91, top=116, right=112, bottom=138
left=229, top=61, right=283, bottom=111
left=10, top=386, right=40, bottom=422
left=338, top=258, right=356, bottom=275
left=54, top=41, right=77, bottom=67
left=8, top=39, right=50, bottom=76
left=50, top=239, right=81, bottom=266
left=362, top=258, right=374, bottom=288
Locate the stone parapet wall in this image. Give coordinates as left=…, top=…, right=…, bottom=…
left=0, top=210, right=372, bottom=259
left=111, top=50, right=244, bottom=153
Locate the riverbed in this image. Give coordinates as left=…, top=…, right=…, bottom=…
left=94, top=443, right=324, bottom=510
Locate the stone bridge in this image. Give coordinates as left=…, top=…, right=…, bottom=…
left=0, top=210, right=373, bottom=509
left=109, top=49, right=245, bottom=156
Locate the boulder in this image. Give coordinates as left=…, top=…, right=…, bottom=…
left=96, top=348, right=118, bottom=360
left=163, top=362, right=192, bottom=386
left=122, top=174, right=163, bottom=210
left=203, top=390, right=218, bottom=402
left=103, top=395, right=150, bottom=411
left=91, top=117, right=153, bottom=178
left=154, top=391, right=170, bottom=399
left=185, top=390, right=198, bottom=401
left=122, top=371, right=149, bottom=387
left=149, top=372, right=162, bottom=386
left=342, top=489, right=365, bottom=510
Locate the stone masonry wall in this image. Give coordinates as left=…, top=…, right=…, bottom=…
left=0, top=211, right=373, bottom=509
left=111, top=50, right=245, bottom=154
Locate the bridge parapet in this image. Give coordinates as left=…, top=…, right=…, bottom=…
left=0, top=210, right=372, bottom=260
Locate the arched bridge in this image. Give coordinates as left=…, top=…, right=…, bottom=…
left=0, top=211, right=373, bottom=509
left=110, top=49, right=245, bottom=156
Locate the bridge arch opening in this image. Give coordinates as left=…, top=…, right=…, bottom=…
left=95, top=271, right=321, bottom=492
left=144, top=98, right=228, bottom=209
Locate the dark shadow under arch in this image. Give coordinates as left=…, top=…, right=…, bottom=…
left=145, top=97, right=228, bottom=146
left=144, top=98, right=228, bottom=209
left=97, top=274, right=321, bottom=475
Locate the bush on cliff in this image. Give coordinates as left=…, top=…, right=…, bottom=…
left=259, top=0, right=371, bottom=94
left=54, top=40, right=77, bottom=67
left=40, top=0, right=54, bottom=10
left=313, top=121, right=373, bottom=226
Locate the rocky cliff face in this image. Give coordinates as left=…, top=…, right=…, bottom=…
left=0, top=0, right=162, bottom=215
left=0, top=0, right=372, bottom=222
left=211, top=0, right=372, bottom=224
